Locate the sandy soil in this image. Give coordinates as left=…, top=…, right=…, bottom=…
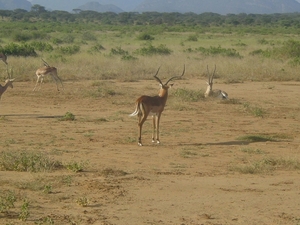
left=0, top=78, right=300, bottom=225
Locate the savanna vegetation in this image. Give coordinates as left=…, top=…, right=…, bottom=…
left=0, top=6, right=300, bottom=225
left=0, top=5, right=300, bottom=83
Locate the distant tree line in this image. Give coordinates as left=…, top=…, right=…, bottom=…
left=0, top=4, right=300, bottom=29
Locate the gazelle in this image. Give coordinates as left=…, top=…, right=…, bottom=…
left=0, top=53, right=8, bottom=65
left=0, top=68, right=15, bottom=100
left=129, top=65, right=185, bottom=146
left=204, top=65, right=228, bottom=99
left=33, top=58, right=64, bottom=91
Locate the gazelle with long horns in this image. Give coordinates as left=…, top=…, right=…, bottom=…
left=130, top=65, right=185, bottom=146
left=33, top=58, right=64, bottom=91
left=204, top=65, right=228, bottom=99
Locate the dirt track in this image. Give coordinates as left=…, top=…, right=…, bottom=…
left=1, top=79, right=300, bottom=225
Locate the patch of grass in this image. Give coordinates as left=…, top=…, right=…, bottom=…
left=180, top=149, right=197, bottom=158
left=84, top=82, right=119, bottom=98
left=100, top=168, right=128, bottom=177
left=76, top=197, right=89, bottom=207
left=220, top=98, right=241, bottom=104
left=0, top=190, right=16, bottom=213
left=236, top=135, right=276, bottom=142
left=64, top=160, right=89, bottom=172
left=0, top=151, right=63, bottom=172
left=242, top=102, right=266, bottom=117
left=240, top=147, right=265, bottom=154
left=43, top=184, right=53, bottom=194
left=19, top=199, right=30, bottom=221
left=229, top=157, right=300, bottom=174
left=173, top=88, right=204, bottom=102
left=60, top=112, right=75, bottom=121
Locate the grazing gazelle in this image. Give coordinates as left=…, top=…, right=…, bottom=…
left=204, top=65, right=228, bottom=99
left=0, top=53, right=8, bottom=65
left=130, top=65, right=185, bottom=146
left=33, top=58, right=64, bottom=91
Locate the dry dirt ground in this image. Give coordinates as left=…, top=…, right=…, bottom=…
left=0, top=78, right=300, bottom=225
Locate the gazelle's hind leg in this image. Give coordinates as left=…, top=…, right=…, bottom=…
left=137, top=104, right=149, bottom=146
left=51, top=74, right=64, bottom=91
left=33, top=75, right=41, bottom=91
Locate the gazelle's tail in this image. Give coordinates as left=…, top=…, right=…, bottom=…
left=129, top=102, right=140, bottom=116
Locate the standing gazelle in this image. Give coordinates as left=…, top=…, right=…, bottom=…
left=33, top=59, right=64, bottom=91
left=0, top=69, right=15, bottom=101
left=204, top=65, right=228, bottom=99
left=0, top=53, right=8, bottom=65
left=130, top=65, right=185, bottom=146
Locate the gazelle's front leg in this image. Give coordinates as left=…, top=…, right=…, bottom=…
left=152, top=115, right=156, bottom=143
left=155, top=113, right=162, bottom=144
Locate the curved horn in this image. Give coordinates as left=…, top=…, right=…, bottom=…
left=153, top=66, right=163, bottom=85
left=165, top=64, right=185, bottom=85
left=210, top=65, right=217, bottom=82
left=41, top=58, right=50, bottom=67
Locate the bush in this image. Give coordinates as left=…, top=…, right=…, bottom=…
left=58, top=45, right=80, bottom=55
left=2, top=43, right=37, bottom=56
left=186, top=34, right=198, bottom=41
left=30, top=41, right=54, bottom=52
left=137, top=33, right=154, bottom=40
left=194, top=45, right=242, bottom=58
left=134, top=43, right=172, bottom=56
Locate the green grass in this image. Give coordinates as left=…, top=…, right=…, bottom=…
left=229, top=157, right=300, bottom=174
left=0, top=151, right=62, bottom=172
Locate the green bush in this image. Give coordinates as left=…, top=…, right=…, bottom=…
left=134, top=43, right=172, bottom=56
left=58, top=45, right=80, bottom=55
left=30, top=41, right=54, bottom=52
left=137, top=33, right=154, bottom=40
left=194, top=45, right=242, bottom=58
left=1, top=43, right=37, bottom=56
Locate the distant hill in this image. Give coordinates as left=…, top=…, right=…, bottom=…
left=30, top=0, right=143, bottom=12
left=77, top=2, right=123, bottom=13
left=135, top=0, right=300, bottom=14
left=0, top=0, right=31, bottom=11
left=2, top=0, right=300, bottom=14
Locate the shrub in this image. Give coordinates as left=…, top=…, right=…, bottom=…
left=186, top=34, right=198, bottom=41
left=30, top=41, right=54, bottom=52
left=58, top=45, right=80, bottom=55
left=194, top=45, right=242, bottom=58
left=137, top=33, right=154, bottom=40
left=2, top=43, right=37, bottom=56
left=60, top=112, right=75, bottom=121
left=134, top=43, right=172, bottom=56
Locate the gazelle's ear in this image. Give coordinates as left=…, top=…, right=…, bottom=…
left=169, top=83, right=174, bottom=87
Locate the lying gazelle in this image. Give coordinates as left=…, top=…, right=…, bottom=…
left=0, top=68, right=15, bottom=100
left=130, top=65, right=185, bottom=146
left=0, top=53, right=8, bottom=65
left=204, top=65, right=228, bottom=99
left=33, top=58, right=64, bottom=91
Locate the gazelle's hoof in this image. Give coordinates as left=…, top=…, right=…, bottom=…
left=138, top=142, right=143, bottom=146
